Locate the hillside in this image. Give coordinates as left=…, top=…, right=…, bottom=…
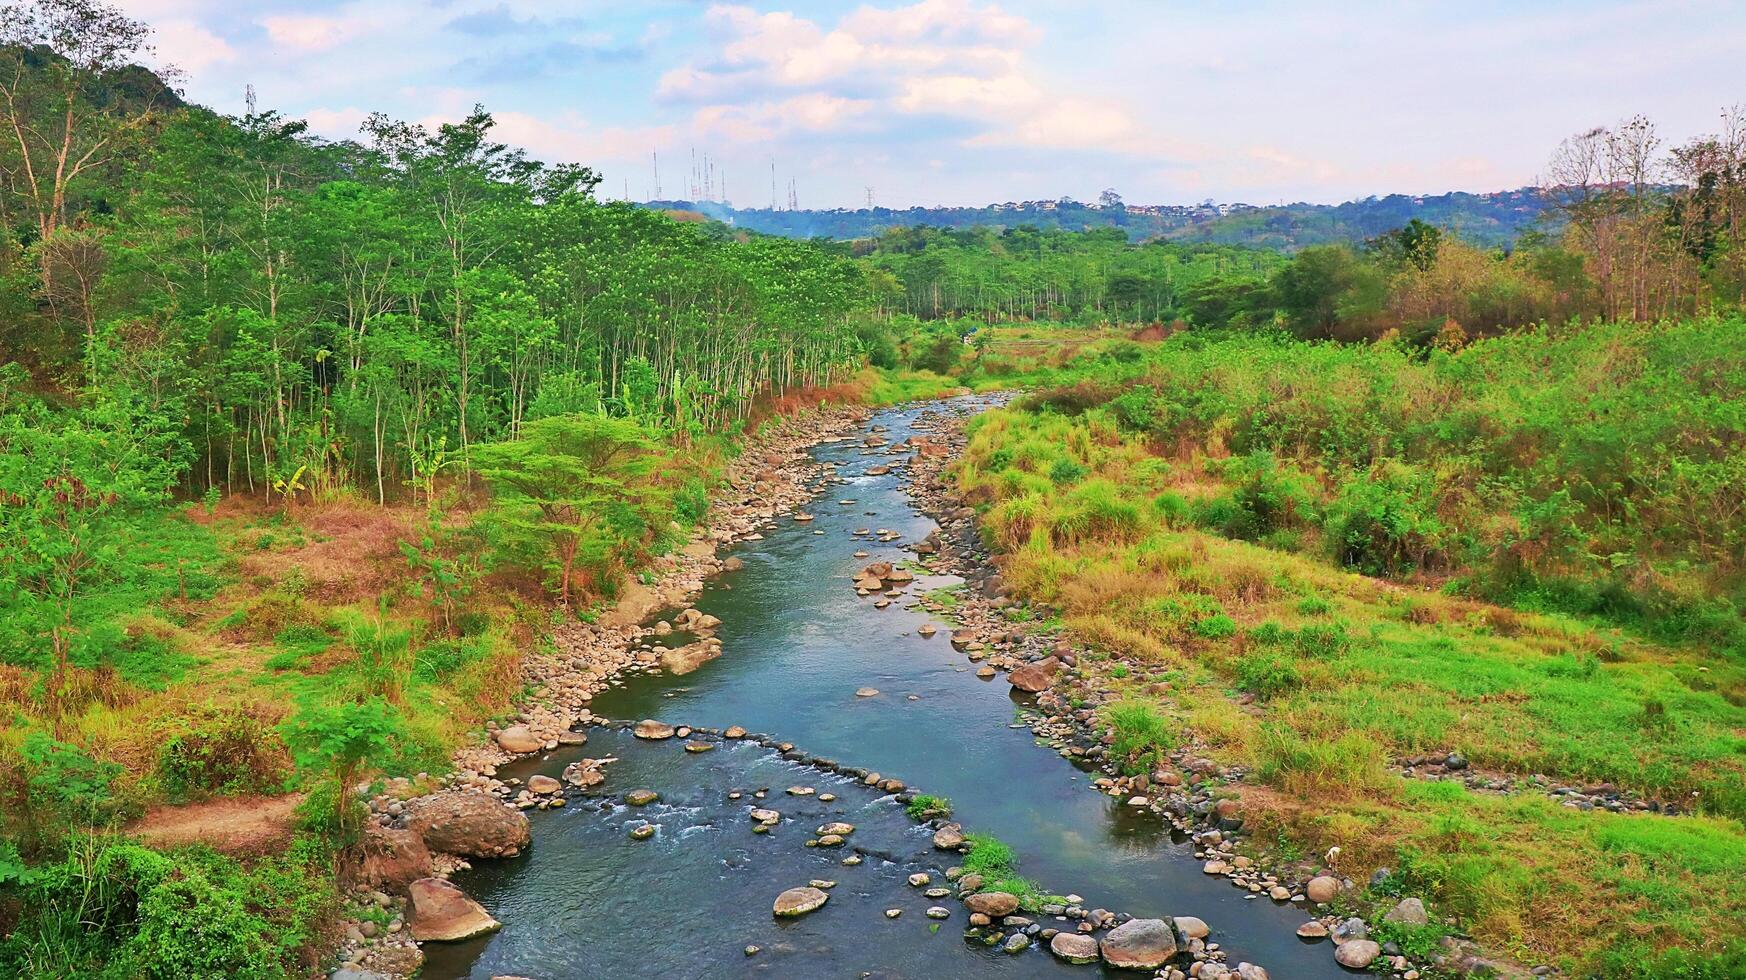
left=644, top=187, right=1553, bottom=249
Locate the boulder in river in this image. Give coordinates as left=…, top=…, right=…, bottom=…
left=964, top=892, right=1020, bottom=917
left=407, top=877, right=500, bottom=942
left=1100, top=917, right=1178, bottom=970
left=1050, top=931, right=1101, bottom=964
left=526, top=774, right=561, bottom=795
left=1173, top=915, right=1210, bottom=940
left=1305, top=874, right=1341, bottom=903
left=633, top=720, right=676, bottom=740
left=932, top=823, right=965, bottom=850
left=405, top=792, right=530, bottom=859
left=772, top=886, right=830, bottom=918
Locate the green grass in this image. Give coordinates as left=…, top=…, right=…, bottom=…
left=948, top=342, right=1746, bottom=970
left=906, top=794, right=953, bottom=820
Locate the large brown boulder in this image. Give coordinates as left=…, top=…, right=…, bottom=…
left=407, top=877, right=500, bottom=942
left=1100, top=917, right=1178, bottom=970
left=405, top=791, right=531, bottom=859
left=1008, top=657, right=1060, bottom=693
left=357, top=824, right=434, bottom=893
left=493, top=725, right=542, bottom=754
left=964, top=891, right=1020, bottom=917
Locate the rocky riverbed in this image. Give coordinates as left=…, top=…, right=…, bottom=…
left=329, top=395, right=1540, bottom=980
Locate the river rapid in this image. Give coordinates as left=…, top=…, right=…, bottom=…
left=423, top=396, right=1349, bottom=979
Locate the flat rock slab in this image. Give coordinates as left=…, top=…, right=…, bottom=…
left=773, top=886, right=830, bottom=918
left=633, top=720, right=676, bottom=740
left=408, top=877, right=501, bottom=942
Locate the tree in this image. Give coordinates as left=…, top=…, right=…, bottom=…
left=281, top=697, right=403, bottom=841
left=0, top=0, right=161, bottom=247
left=472, top=414, right=662, bottom=609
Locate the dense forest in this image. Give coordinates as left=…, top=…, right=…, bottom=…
left=2, top=0, right=1745, bottom=977
left=647, top=187, right=1552, bottom=248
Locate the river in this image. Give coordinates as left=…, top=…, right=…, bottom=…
left=423, top=396, right=1349, bottom=979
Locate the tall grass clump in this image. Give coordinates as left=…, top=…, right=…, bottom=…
left=1106, top=700, right=1177, bottom=775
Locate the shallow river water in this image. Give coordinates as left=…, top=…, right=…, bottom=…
left=424, top=397, right=1350, bottom=979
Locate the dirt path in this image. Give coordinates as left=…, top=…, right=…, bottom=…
left=126, top=793, right=304, bottom=857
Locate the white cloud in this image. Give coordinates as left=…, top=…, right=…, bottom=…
left=259, top=13, right=372, bottom=53
left=150, top=19, right=236, bottom=75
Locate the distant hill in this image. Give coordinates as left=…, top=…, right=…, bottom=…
left=642, top=188, right=1554, bottom=250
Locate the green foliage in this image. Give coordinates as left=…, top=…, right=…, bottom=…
left=905, top=794, right=953, bottom=820
left=16, top=732, right=124, bottom=832
left=279, top=696, right=404, bottom=841
left=156, top=709, right=289, bottom=803
left=1105, top=700, right=1176, bottom=775
left=474, top=413, right=668, bottom=608
left=0, top=838, right=336, bottom=980
left=1327, top=460, right=1450, bottom=576
left=960, top=832, right=1053, bottom=908
left=1235, top=651, right=1300, bottom=698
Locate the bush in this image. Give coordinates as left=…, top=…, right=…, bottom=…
left=17, top=732, right=124, bottom=830
left=0, top=838, right=335, bottom=980
left=156, top=709, right=290, bottom=803
left=1193, top=614, right=1237, bottom=639
left=1326, top=460, right=1450, bottom=576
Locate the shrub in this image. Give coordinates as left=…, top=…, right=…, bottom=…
left=1048, top=457, right=1089, bottom=485
left=17, top=732, right=123, bottom=830
left=0, top=838, right=335, bottom=980
left=1326, top=460, right=1450, bottom=576
left=157, top=709, right=290, bottom=803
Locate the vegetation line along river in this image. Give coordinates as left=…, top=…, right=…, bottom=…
left=424, top=396, right=1349, bottom=979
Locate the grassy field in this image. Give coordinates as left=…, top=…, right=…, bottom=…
left=949, top=323, right=1746, bottom=973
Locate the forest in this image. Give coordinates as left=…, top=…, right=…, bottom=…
left=1, top=0, right=1745, bottom=976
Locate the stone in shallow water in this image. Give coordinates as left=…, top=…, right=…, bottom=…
left=1100, top=917, right=1178, bottom=970
left=964, top=892, right=1020, bottom=917
left=1174, top=915, right=1210, bottom=940
left=683, top=741, right=714, bottom=753
left=633, top=720, right=675, bottom=740
left=1296, top=920, right=1328, bottom=939
left=772, top=886, right=830, bottom=918
left=925, top=906, right=951, bottom=920
left=816, top=822, right=855, bottom=836
left=1050, top=931, right=1101, bottom=964
left=628, top=824, right=656, bottom=840
left=625, top=789, right=659, bottom=806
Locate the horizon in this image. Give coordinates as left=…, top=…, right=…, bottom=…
left=116, top=0, right=1746, bottom=210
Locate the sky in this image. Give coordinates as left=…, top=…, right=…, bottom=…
left=117, top=0, right=1746, bottom=209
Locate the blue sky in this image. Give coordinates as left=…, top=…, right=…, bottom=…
left=120, top=0, right=1746, bottom=208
